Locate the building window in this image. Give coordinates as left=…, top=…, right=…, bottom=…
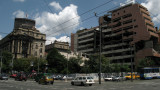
left=41, top=36, right=43, bottom=39
left=36, top=44, right=38, bottom=49
left=41, top=43, right=43, bottom=47
left=40, top=48, right=42, bottom=53
left=34, top=51, right=37, bottom=56
left=134, top=25, right=138, bottom=28
left=117, top=12, right=119, bottom=15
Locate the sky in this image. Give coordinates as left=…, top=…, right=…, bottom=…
left=0, top=0, right=160, bottom=45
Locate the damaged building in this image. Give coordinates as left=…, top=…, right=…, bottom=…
left=71, top=3, right=160, bottom=69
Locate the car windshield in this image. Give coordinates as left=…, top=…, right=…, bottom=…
left=87, top=77, right=93, bottom=79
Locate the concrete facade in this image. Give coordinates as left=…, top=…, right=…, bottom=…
left=0, top=18, right=46, bottom=58
left=71, top=27, right=99, bottom=55
left=71, top=3, right=160, bottom=68
left=100, top=3, right=160, bottom=68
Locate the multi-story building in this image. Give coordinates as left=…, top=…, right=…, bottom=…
left=0, top=18, right=46, bottom=58
left=99, top=3, right=160, bottom=68
left=71, top=3, right=160, bottom=68
left=71, top=27, right=99, bottom=55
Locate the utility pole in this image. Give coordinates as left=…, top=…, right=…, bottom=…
left=130, top=45, right=134, bottom=82
left=0, top=49, right=2, bottom=74
left=38, top=58, right=39, bottom=74
left=95, top=12, right=102, bottom=84
left=99, top=25, right=102, bottom=84
left=66, top=51, right=68, bottom=82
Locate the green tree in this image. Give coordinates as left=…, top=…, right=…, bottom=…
left=138, top=57, right=155, bottom=68
left=82, top=54, right=111, bottom=73
left=13, top=57, right=47, bottom=73
left=121, top=64, right=130, bottom=72
left=46, top=47, right=67, bottom=74
left=68, top=56, right=82, bottom=73
left=1, top=51, right=13, bottom=73
left=111, top=64, right=121, bottom=73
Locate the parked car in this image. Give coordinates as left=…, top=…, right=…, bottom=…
left=0, top=73, right=8, bottom=80
left=35, top=73, right=52, bottom=82
left=63, top=75, right=74, bottom=80
left=54, top=75, right=64, bottom=80
left=38, top=75, right=54, bottom=85
left=10, top=74, right=17, bottom=78
left=125, top=73, right=140, bottom=80
left=112, top=76, right=126, bottom=81
left=71, top=76, right=95, bottom=86
left=104, top=76, right=113, bottom=81
left=15, top=73, right=27, bottom=81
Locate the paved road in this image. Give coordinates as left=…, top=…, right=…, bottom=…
left=0, top=78, right=160, bottom=90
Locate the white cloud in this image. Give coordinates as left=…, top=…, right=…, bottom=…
left=35, top=4, right=80, bottom=43
left=46, top=36, right=70, bottom=45
left=49, top=1, right=62, bottom=11
left=0, top=35, right=2, bottom=40
left=13, top=10, right=26, bottom=18
left=13, top=0, right=25, bottom=2
left=120, top=0, right=135, bottom=6
left=141, top=0, right=160, bottom=25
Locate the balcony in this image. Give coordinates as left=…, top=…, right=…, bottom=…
left=103, top=43, right=127, bottom=49
left=102, top=48, right=134, bottom=55
left=78, top=33, right=94, bottom=39
left=78, top=38, right=94, bottom=43
left=108, top=55, right=134, bottom=60
left=79, top=48, right=94, bottom=53
left=78, top=44, right=93, bottom=49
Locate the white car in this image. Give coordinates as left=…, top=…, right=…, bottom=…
left=71, top=76, right=95, bottom=86
left=104, top=76, right=113, bottom=81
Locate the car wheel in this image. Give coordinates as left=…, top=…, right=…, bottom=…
left=81, top=82, right=84, bottom=86
left=51, top=82, right=53, bottom=85
left=71, top=82, right=74, bottom=85
left=89, top=84, right=92, bottom=86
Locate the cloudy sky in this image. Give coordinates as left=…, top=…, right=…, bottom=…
left=0, top=0, right=160, bottom=45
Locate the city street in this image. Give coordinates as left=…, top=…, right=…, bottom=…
left=0, top=78, right=160, bottom=90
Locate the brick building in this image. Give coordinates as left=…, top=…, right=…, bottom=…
left=0, top=18, right=46, bottom=58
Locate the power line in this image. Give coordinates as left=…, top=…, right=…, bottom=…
left=42, top=0, right=67, bottom=35
left=47, top=4, right=121, bottom=37
left=0, top=32, right=9, bottom=35
left=41, top=0, right=115, bottom=34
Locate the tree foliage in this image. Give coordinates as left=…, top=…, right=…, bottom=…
left=68, top=56, right=82, bottom=73
left=46, top=47, right=67, bottom=74
left=81, top=54, right=111, bottom=73
left=138, top=57, right=155, bottom=68
left=1, top=51, right=13, bottom=73
left=13, top=57, right=47, bottom=73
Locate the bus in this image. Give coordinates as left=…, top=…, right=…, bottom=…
left=140, top=67, right=160, bottom=79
